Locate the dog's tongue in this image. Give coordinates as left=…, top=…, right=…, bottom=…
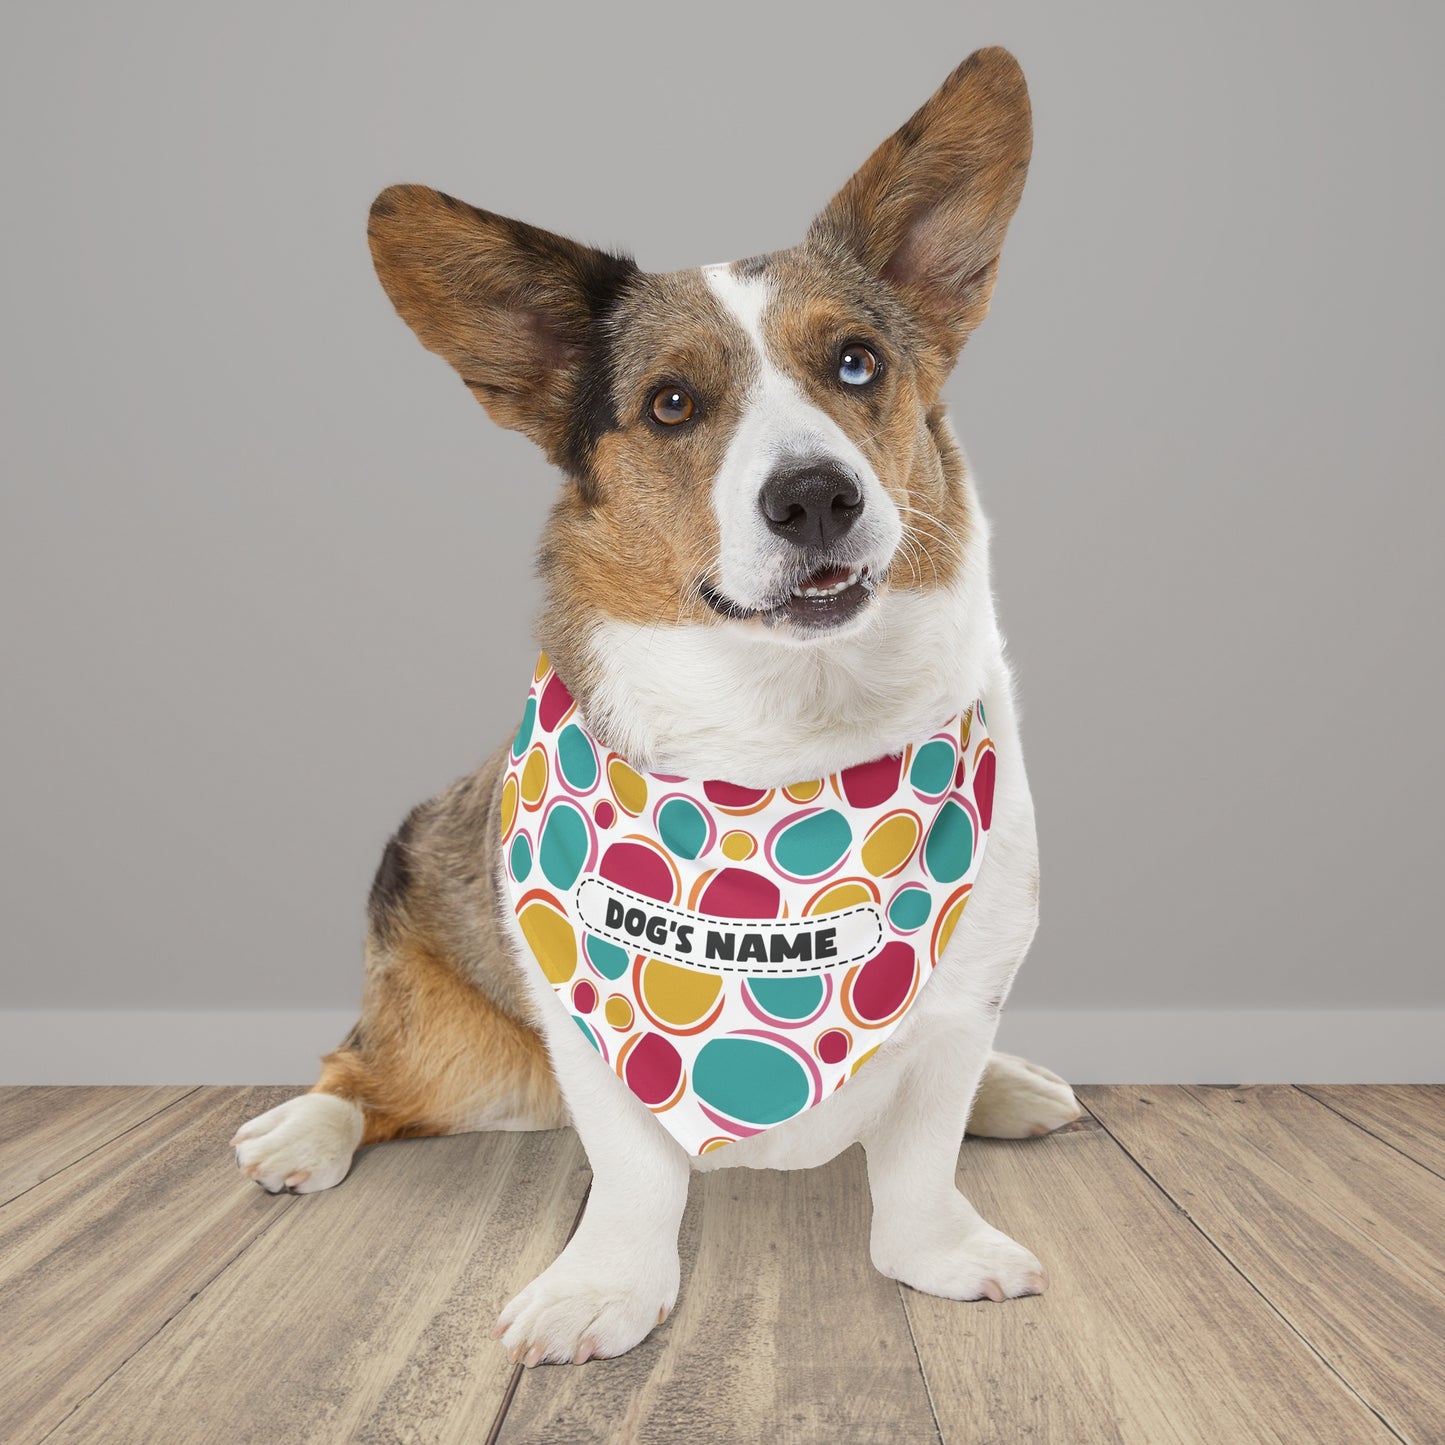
left=804, top=564, right=853, bottom=589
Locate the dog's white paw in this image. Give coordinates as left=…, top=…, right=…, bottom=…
left=231, top=1092, right=363, bottom=1194
left=968, top=1051, right=1083, bottom=1138
left=876, top=1218, right=1046, bottom=1301
left=492, top=1247, right=679, bottom=1366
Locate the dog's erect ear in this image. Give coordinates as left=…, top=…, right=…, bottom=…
left=807, top=48, right=1031, bottom=362
left=368, top=185, right=640, bottom=475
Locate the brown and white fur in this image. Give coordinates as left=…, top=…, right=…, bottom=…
left=232, top=48, right=1080, bottom=1367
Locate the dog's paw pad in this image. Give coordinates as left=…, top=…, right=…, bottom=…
left=231, top=1093, right=363, bottom=1194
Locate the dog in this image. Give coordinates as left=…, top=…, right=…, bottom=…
left=231, top=45, right=1080, bottom=1367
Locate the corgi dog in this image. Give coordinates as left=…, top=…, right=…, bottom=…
left=231, top=46, right=1081, bottom=1367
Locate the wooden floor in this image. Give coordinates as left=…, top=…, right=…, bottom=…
left=0, top=1086, right=1440, bottom=1444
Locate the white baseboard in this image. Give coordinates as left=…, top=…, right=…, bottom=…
left=992, top=1009, right=1443, bottom=1085
left=0, top=1008, right=1439, bottom=1085
left=0, top=1010, right=359, bottom=1087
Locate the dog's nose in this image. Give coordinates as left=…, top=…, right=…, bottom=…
left=759, top=459, right=864, bottom=549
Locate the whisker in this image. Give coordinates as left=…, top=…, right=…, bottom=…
left=895, top=503, right=966, bottom=580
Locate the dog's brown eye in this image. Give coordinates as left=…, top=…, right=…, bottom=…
left=838, top=344, right=879, bottom=386
left=650, top=386, right=695, bottom=425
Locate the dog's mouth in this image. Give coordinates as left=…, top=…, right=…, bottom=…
left=700, top=562, right=879, bottom=633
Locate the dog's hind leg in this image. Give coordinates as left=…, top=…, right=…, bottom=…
left=967, top=1051, right=1082, bottom=1138
left=232, top=930, right=566, bottom=1194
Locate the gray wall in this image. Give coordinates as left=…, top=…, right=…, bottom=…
left=3, top=2, right=1442, bottom=1014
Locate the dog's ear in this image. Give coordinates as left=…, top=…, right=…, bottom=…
left=807, top=47, right=1031, bottom=363
left=368, top=185, right=639, bottom=474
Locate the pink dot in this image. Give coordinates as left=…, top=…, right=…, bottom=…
left=572, top=979, right=598, bottom=1014
left=703, top=779, right=769, bottom=811
left=599, top=839, right=676, bottom=902
left=850, top=941, right=917, bottom=1023
left=839, top=753, right=904, bottom=809
left=817, top=1029, right=850, bottom=1065
left=697, top=866, right=781, bottom=920
left=538, top=671, right=576, bottom=732
left=973, top=749, right=996, bottom=831
left=624, top=1032, right=683, bottom=1107
left=593, top=798, right=616, bottom=829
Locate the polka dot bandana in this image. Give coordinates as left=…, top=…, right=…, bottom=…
left=501, top=653, right=995, bottom=1155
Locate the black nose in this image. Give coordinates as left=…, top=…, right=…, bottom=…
left=759, top=459, right=864, bottom=549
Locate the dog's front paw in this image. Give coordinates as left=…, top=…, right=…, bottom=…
left=231, top=1092, right=363, bottom=1194
left=875, top=1219, right=1046, bottom=1302
left=969, top=1051, right=1082, bottom=1138
left=492, top=1247, right=679, bottom=1366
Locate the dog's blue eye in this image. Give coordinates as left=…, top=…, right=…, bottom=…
left=838, top=345, right=880, bottom=386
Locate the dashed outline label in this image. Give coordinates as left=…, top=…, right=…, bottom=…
left=574, top=875, right=884, bottom=975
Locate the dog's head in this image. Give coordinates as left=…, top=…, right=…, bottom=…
left=369, top=48, right=1029, bottom=666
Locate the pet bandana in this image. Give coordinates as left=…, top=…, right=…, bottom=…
left=500, top=654, right=995, bottom=1156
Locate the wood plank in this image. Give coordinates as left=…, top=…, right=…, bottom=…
left=1087, top=1085, right=1445, bottom=1444
left=0, top=1086, right=297, bottom=1445
left=43, top=1127, right=589, bottom=1445
left=0, top=1085, right=196, bottom=1204
left=1298, top=1085, right=1445, bottom=1179
left=500, top=1145, right=940, bottom=1444
left=905, top=1106, right=1394, bottom=1445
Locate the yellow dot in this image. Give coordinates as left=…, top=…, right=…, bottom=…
left=640, top=959, right=723, bottom=1028
left=518, top=901, right=576, bottom=985
left=862, top=813, right=921, bottom=878
left=700, top=1137, right=731, bottom=1154
left=808, top=880, right=876, bottom=915
left=850, top=1044, right=881, bottom=1077
left=720, top=830, right=756, bottom=861
left=784, top=778, right=824, bottom=803
left=604, top=995, right=633, bottom=1030
left=935, top=893, right=970, bottom=958
left=520, top=745, right=548, bottom=808
left=499, top=774, right=518, bottom=840
left=608, top=758, right=648, bottom=816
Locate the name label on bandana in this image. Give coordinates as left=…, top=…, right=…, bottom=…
left=576, top=877, right=884, bottom=974
left=500, top=654, right=996, bottom=1157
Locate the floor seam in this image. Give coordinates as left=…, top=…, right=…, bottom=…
left=1292, top=1085, right=1445, bottom=1183
left=35, top=1190, right=301, bottom=1443
left=0, top=1086, right=205, bottom=1210
left=1176, top=1085, right=1445, bottom=1297
left=895, top=1278, right=946, bottom=1445
left=485, top=1177, right=592, bottom=1445
left=32, top=1091, right=306, bottom=1443
left=1081, top=1095, right=1408, bottom=1445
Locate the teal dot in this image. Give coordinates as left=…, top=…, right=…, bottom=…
left=509, top=832, right=532, bottom=881
left=557, top=723, right=599, bottom=792
left=573, top=1015, right=602, bottom=1053
left=657, top=797, right=709, bottom=861
left=771, top=809, right=852, bottom=879
left=585, top=933, right=630, bottom=980
left=923, top=799, right=974, bottom=883
left=539, top=803, right=591, bottom=891
left=511, top=696, right=537, bottom=761
left=909, top=739, right=957, bottom=798
left=887, top=886, right=932, bottom=931
left=746, top=975, right=825, bottom=1021
left=693, top=1037, right=811, bottom=1126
